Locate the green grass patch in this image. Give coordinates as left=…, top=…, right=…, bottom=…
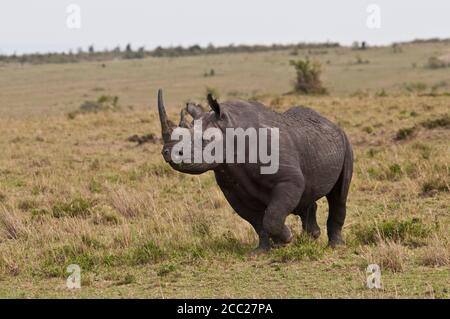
left=271, top=235, right=325, bottom=262
left=115, top=274, right=136, bottom=285
left=39, top=244, right=99, bottom=278
left=131, top=240, right=166, bottom=265
left=51, top=197, right=95, bottom=218
left=367, top=163, right=404, bottom=181
left=351, top=218, right=432, bottom=246
left=157, top=263, right=178, bottom=277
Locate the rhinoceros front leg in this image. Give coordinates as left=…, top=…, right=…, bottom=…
left=262, top=182, right=303, bottom=250
left=232, top=209, right=270, bottom=254
left=218, top=186, right=270, bottom=253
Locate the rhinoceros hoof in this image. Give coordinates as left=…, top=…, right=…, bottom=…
left=304, top=229, right=321, bottom=240
left=250, top=246, right=271, bottom=256
left=328, top=238, right=345, bottom=249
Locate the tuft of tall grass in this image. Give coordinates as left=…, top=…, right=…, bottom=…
left=362, top=240, right=406, bottom=273
left=0, top=206, right=29, bottom=240
left=419, top=236, right=450, bottom=267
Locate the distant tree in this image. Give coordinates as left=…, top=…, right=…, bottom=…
left=206, top=43, right=215, bottom=53
left=427, top=56, right=448, bottom=69
left=290, top=59, right=327, bottom=94
left=153, top=46, right=164, bottom=57
left=88, top=45, right=95, bottom=54
left=136, top=46, right=145, bottom=58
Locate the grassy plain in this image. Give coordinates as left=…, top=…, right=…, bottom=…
left=0, top=42, right=449, bottom=298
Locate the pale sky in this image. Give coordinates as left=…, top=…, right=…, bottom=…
left=1, top=0, right=450, bottom=54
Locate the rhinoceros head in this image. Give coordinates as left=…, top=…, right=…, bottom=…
left=157, top=89, right=226, bottom=175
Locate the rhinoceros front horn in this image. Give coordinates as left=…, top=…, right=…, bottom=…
left=157, top=89, right=173, bottom=142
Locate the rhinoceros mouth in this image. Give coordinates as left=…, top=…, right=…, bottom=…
left=168, top=162, right=211, bottom=175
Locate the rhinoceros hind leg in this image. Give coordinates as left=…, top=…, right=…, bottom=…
left=326, top=146, right=353, bottom=248
left=299, top=202, right=321, bottom=239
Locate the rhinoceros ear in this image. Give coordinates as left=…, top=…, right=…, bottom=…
left=207, top=94, right=221, bottom=117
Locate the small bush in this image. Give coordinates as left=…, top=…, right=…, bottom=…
left=395, top=126, right=416, bottom=140
left=290, top=59, right=327, bottom=94
left=68, top=95, right=120, bottom=119
left=420, top=114, right=450, bottom=129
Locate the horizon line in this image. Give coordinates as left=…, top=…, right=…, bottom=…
left=2, top=36, right=450, bottom=57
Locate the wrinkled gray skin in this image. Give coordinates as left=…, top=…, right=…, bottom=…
left=157, top=89, right=353, bottom=253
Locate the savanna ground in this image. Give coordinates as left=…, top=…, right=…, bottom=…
left=0, top=41, right=449, bottom=298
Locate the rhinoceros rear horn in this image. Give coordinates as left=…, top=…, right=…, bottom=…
left=207, top=94, right=221, bottom=117
left=186, top=103, right=205, bottom=120
left=157, top=89, right=173, bottom=142
left=179, top=108, right=192, bottom=128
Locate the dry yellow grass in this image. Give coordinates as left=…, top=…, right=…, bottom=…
left=0, top=42, right=449, bottom=298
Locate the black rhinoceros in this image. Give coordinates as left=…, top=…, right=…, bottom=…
left=156, top=89, right=353, bottom=253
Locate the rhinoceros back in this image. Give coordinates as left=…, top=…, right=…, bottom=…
left=282, top=106, right=347, bottom=198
